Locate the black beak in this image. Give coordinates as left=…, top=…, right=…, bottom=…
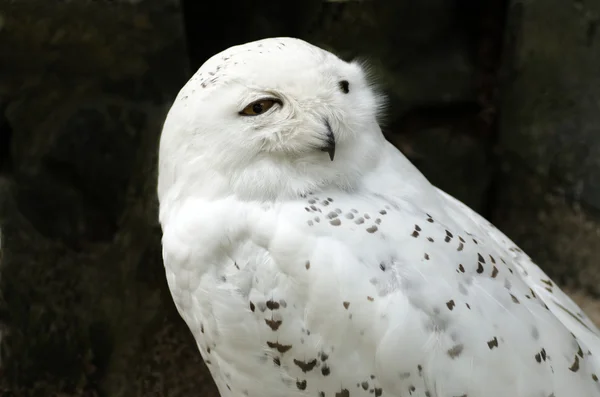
left=321, top=120, right=336, bottom=161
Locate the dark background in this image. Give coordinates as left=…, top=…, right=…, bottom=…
left=1, top=0, right=599, bottom=395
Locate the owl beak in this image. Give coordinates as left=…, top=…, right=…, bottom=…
left=321, top=119, right=336, bottom=161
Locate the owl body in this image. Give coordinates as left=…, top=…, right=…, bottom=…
left=159, top=38, right=600, bottom=397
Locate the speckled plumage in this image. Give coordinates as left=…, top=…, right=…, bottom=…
left=157, top=37, right=600, bottom=397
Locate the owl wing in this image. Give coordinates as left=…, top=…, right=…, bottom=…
left=265, top=189, right=600, bottom=397
left=436, top=188, right=600, bottom=348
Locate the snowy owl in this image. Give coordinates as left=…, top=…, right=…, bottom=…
left=157, top=37, right=600, bottom=397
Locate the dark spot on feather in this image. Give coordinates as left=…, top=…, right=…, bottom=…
left=249, top=302, right=255, bottom=312
left=343, top=301, right=350, bottom=309
left=265, top=318, right=282, bottom=331
left=267, top=341, right=292, bottom=353
left=296, top=380, right=307, bottom=390
left=294, top=358, right=318, bottom=373
left=570, top=355, right=580, bottom=372
left=491, top=266, right=499, bottom=278
left=266, top=300, right=280, bottom=310
left=487, top=337, right=498, bottom=349
left=447, top=344, right=464, bottom=358
left=446, top=300, right=455, bottom=310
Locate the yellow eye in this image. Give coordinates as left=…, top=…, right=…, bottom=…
left=240, top=99, right=279, bottom=116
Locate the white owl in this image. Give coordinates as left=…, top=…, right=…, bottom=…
left=157, top=37, right=600, bottom=397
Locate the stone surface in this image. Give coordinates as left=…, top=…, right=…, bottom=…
left=494, top=0, right=600, bottom=293
left=0, top=1, right=217, bottom=396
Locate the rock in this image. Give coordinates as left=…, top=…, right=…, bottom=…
left=0, top=1, right=218, bottom=396
left=494, top=0, right=600, bottom=292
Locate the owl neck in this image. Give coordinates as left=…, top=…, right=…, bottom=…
left=158, top=134, right=401, bottom=227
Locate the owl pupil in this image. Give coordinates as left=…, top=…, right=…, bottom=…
left=252, top=103, right=264, bottom=113
left=339, top=80, right=350, bottom=94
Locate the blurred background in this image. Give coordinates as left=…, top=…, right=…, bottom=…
left=0, top=0, right=599, bottom=395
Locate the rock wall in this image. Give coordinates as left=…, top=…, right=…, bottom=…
left=0, top=1, right=215, bottom=396
left=0, top=0, right=598, bottom=395
left=493, top=0, right=600, bottom=294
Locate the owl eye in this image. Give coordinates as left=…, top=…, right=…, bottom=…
left=240, top=99, right=280, bottom=116
left=339, top=80, right=349, bottom=94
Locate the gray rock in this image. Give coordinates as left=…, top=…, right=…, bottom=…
left=494, top=0, right=600, bottom=292
left=0, top=1, right=217, bottom=396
